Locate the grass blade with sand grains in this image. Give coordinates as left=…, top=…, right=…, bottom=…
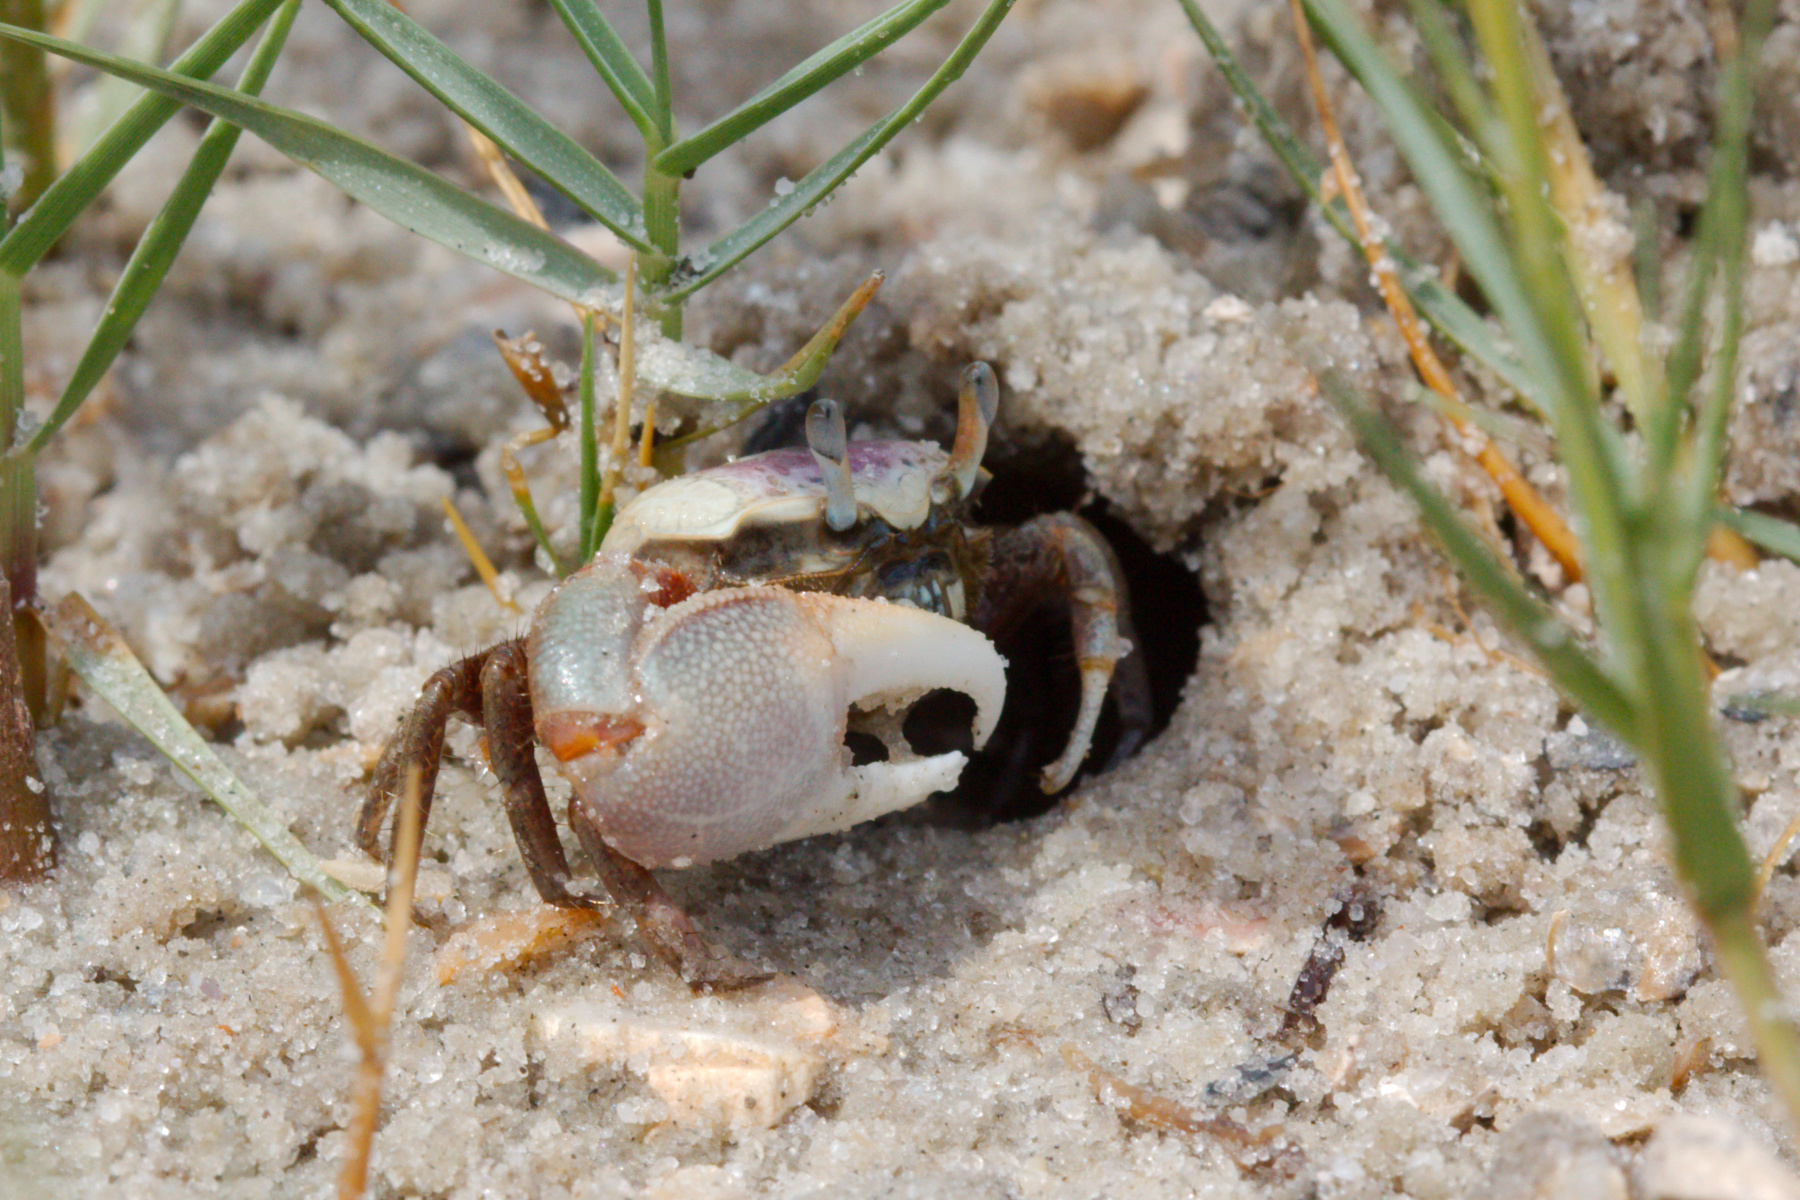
left=542, top=0, right=656, bottom=140
left=26, top=0, right=301, bottom=456
left=0, top=21, right=620, bottom=301
left=318, top=0, right=649, bottom=250
left=1263, top=0, right=1800, bottom=1130
left=667, top=0, right=1012, bottom=303
left=0, top=0, right=287, bottom=274
left=44, top=594, right=369, bottom=908
left=652, top=0, right=950, bottom=177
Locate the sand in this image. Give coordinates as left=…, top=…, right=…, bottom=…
left=5, top=0, right=1800, bottom=1196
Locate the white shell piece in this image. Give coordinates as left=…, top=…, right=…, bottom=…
left=602, top=441, right=949, bottom=556
left=553, top=588, right=1005, bottom=868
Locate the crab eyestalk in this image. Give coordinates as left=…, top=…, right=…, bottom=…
left=805, top=398, right=858, bottom=532
left=944, top=361, right=999, bottom=503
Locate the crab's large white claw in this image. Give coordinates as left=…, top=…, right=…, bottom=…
left=536, top=560, right=1005, bottom=870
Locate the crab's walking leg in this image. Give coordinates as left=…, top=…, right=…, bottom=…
left=569, top=814, right=772, bottom=992
left=479, top=640, right=587, bottom=906
left=976, top=513, right=1150, bottom=792
left=358, top=650, right=490, bottom=867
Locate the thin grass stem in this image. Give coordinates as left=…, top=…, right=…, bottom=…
left=593, top=263, right=637, bottom=551
left=0, top=0, right=53, bottom=217
left=667, top=0, right=1012, bottom=303
left=544, top=0, right=656, bottom=141
left=0, top=0, right=286, bottom=275
left=576, top=309, right=600, bottom=560
left=652, top=0, right=950, bottom=177
left=0, top=569, right=50, bottom=882
left=28, top=0, right=300, bottom=455
left=1679, top=1, right=1773, bottom=570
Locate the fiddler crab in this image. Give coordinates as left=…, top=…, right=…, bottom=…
left=359, top=363, right=1144, bottom=988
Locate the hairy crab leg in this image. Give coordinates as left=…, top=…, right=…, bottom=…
left=976, top=512, right=1149, bottom=792
left=478, top=640, right=586, bottom=906
left=360, top=640, right=586, bottom=902
left=358, top=649, right=490, bottom=868
left=570, top=816, right=772, bottom=991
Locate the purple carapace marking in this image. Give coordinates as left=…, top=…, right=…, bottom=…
left=708, top=441, right=941, bottom=498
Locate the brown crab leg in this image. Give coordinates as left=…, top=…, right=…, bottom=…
left=479, top=639, right=587, bottom=906
left=975, top=513, right=1150, bottom=792
left=358, top=649, right=491, bottom=866
left=569, top=807, right=771, bottom=992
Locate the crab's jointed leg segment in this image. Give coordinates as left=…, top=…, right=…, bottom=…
left=359, top=649, right=489, bottom=870
left=570, top=814, right=771, bottom=991
left=479, top=639, right=585, bottom=906
left=975, top=512, right=1148, bottom=793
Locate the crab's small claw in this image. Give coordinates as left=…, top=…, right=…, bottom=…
left=533, top=556, right=1005, bottom=871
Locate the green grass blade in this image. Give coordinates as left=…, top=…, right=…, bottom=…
left=0, top=0, right=286, bottom=274
left=646, top=0, right=673, bottom=143
left=0, top=21, right=621, bottom=304
left=1404, top=0, right=1486, bottom=139
left=669, top=118, right=883, bottom=302
left=1327, top=371, right=1635, bottom=737
left=319, top=0, right=649, bottom=249
left=1658, top=0, right=1774, bottom=480
left=653, top=0, right=950, bottom=177
left=1460, top=0, right=1593, bottom=405
left=62, top=0, right=181, bottom=160
left=0, top=272, right=19, bottom=450
left=1176, top=0, right=1316, bottom=181
left=1302, top=0, right=1547, bottom=384
left=1672, top=0, right=1773, bottom=561
left=543, top=0, right=656, bottom=139
left=1175, top=0, right=1544, bottom=415
left=1718, top=507, right=1800, bottom=565
left=43, top=593, right=370, bottom=909
left=577, top=310, right=600, bottom=562
left=26, top=0, right=301, bottom=455
left=669, top=0, right=1011, bottom=303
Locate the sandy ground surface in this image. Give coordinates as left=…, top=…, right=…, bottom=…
left=7, top=0, right=1800, bottom=1196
